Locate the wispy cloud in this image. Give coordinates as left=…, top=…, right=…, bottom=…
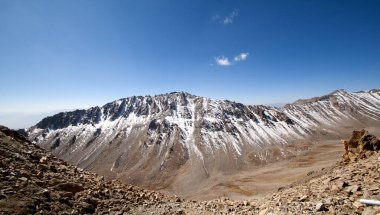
left=211, top=14, right=220, bottom=21
left=234, top=52, right=249, bottom=61
left=212, top=8, right=239, bottom=25
left=223, top=9, right=239, bottom=25
left=214, top=52, right=249, bottom=66
left=215, top=56, right=231, bottom=66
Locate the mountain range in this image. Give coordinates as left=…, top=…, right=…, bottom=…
left=25, top=89, right=380, bottom=196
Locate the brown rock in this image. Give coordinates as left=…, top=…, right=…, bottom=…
left=53, top=183, right=84, bottom=194
left=39, top=156, right=48, bottom=164
left=259, top=208, right=268, bottom=215
left=58, top=191, right=74, bottom=198
left=78, top=201, right=95, bottom=214
left=345, top=185, right=361, bottom=194
left=315, top=202, right=328, bottom=211
left=299, top=195, right=308, bottom=202
left=336, top=180, right=349, bottom=189
left=369, top=185, right=379, bottom=191
left=353, top=201, right=363, bottom=209
left=342, top=130, right=380, bottom=163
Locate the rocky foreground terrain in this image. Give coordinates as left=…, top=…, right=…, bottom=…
left=1, top=125, right=380, bottom=214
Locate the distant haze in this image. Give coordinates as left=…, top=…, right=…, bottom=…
left=0, top=111, right=68, bottom=129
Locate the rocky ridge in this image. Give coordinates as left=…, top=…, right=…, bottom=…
left=25, top=89, right=380, bottom=193
left=0, top=126, right=188, bottom=214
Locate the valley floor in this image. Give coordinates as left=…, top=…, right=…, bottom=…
left=165, top=126, right=380, bottom=201
left=168, top=138, right=343, bottom=201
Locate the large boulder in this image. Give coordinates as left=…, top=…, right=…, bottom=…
left=341, top=130, right=380, bottom=163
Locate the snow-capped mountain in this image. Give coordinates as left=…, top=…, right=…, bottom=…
left=26, top=89, right=380, bottom=190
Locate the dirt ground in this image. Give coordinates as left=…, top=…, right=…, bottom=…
left=185, top=139, right=343, bottom=201
left=178, top=126, right=380, bottom=201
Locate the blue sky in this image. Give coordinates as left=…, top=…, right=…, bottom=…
left=1, top=0, right=379, bottom=128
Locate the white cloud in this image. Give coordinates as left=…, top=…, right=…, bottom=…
left=234, top=52, right=249, bottom=61
left=215, top=56, right=231, bottom=66
left=223, top=9, right=239, bottom=25
left=214, top=52, right=249, bottom=66
left=212, top=9, right=239, bottom=25
left=211, top=14, right=220, bottom=21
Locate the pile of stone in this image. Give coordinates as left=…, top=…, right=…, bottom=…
left=249, top=150, right=380, bottom=214
left=246, top=130, right=380, bottom=214
left=0, top=126, right=190, bottom=214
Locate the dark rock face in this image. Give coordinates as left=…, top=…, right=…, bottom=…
left=0, top=126, right=30, bottom=143
left=35, top=107, right=103, bottom=130
left=53, top=183, right=84, bottom=194
left=361, top=134, right=380, bottom=151
left=33, top=92, right=297, bottom=133
left=51, top=138, right=60, bottom=150
left=202, top=120, right=224, bottom=132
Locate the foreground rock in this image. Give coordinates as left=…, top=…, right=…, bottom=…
left=0, top=126, right=200, bottom=214
left=1, top=125, right=380, bottom=214
left=247, top=131, right=380, bottom=214
left=341, top=129, right=380, bottom=163
left=248, top=152, right=380, bottom=214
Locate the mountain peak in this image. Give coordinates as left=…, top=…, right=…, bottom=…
left=330, top=89, right=348, bottom=95
left=288, top=89, right=349, bottom=106
left=26, top=89, right=380, bottom=200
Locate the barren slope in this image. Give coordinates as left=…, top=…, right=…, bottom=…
left=2, top=126, right=380, bottom=214
left=25, top=89, right=380, bottom=197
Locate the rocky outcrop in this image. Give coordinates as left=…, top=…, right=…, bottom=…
left=341, top=130, right=380, bottom=163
